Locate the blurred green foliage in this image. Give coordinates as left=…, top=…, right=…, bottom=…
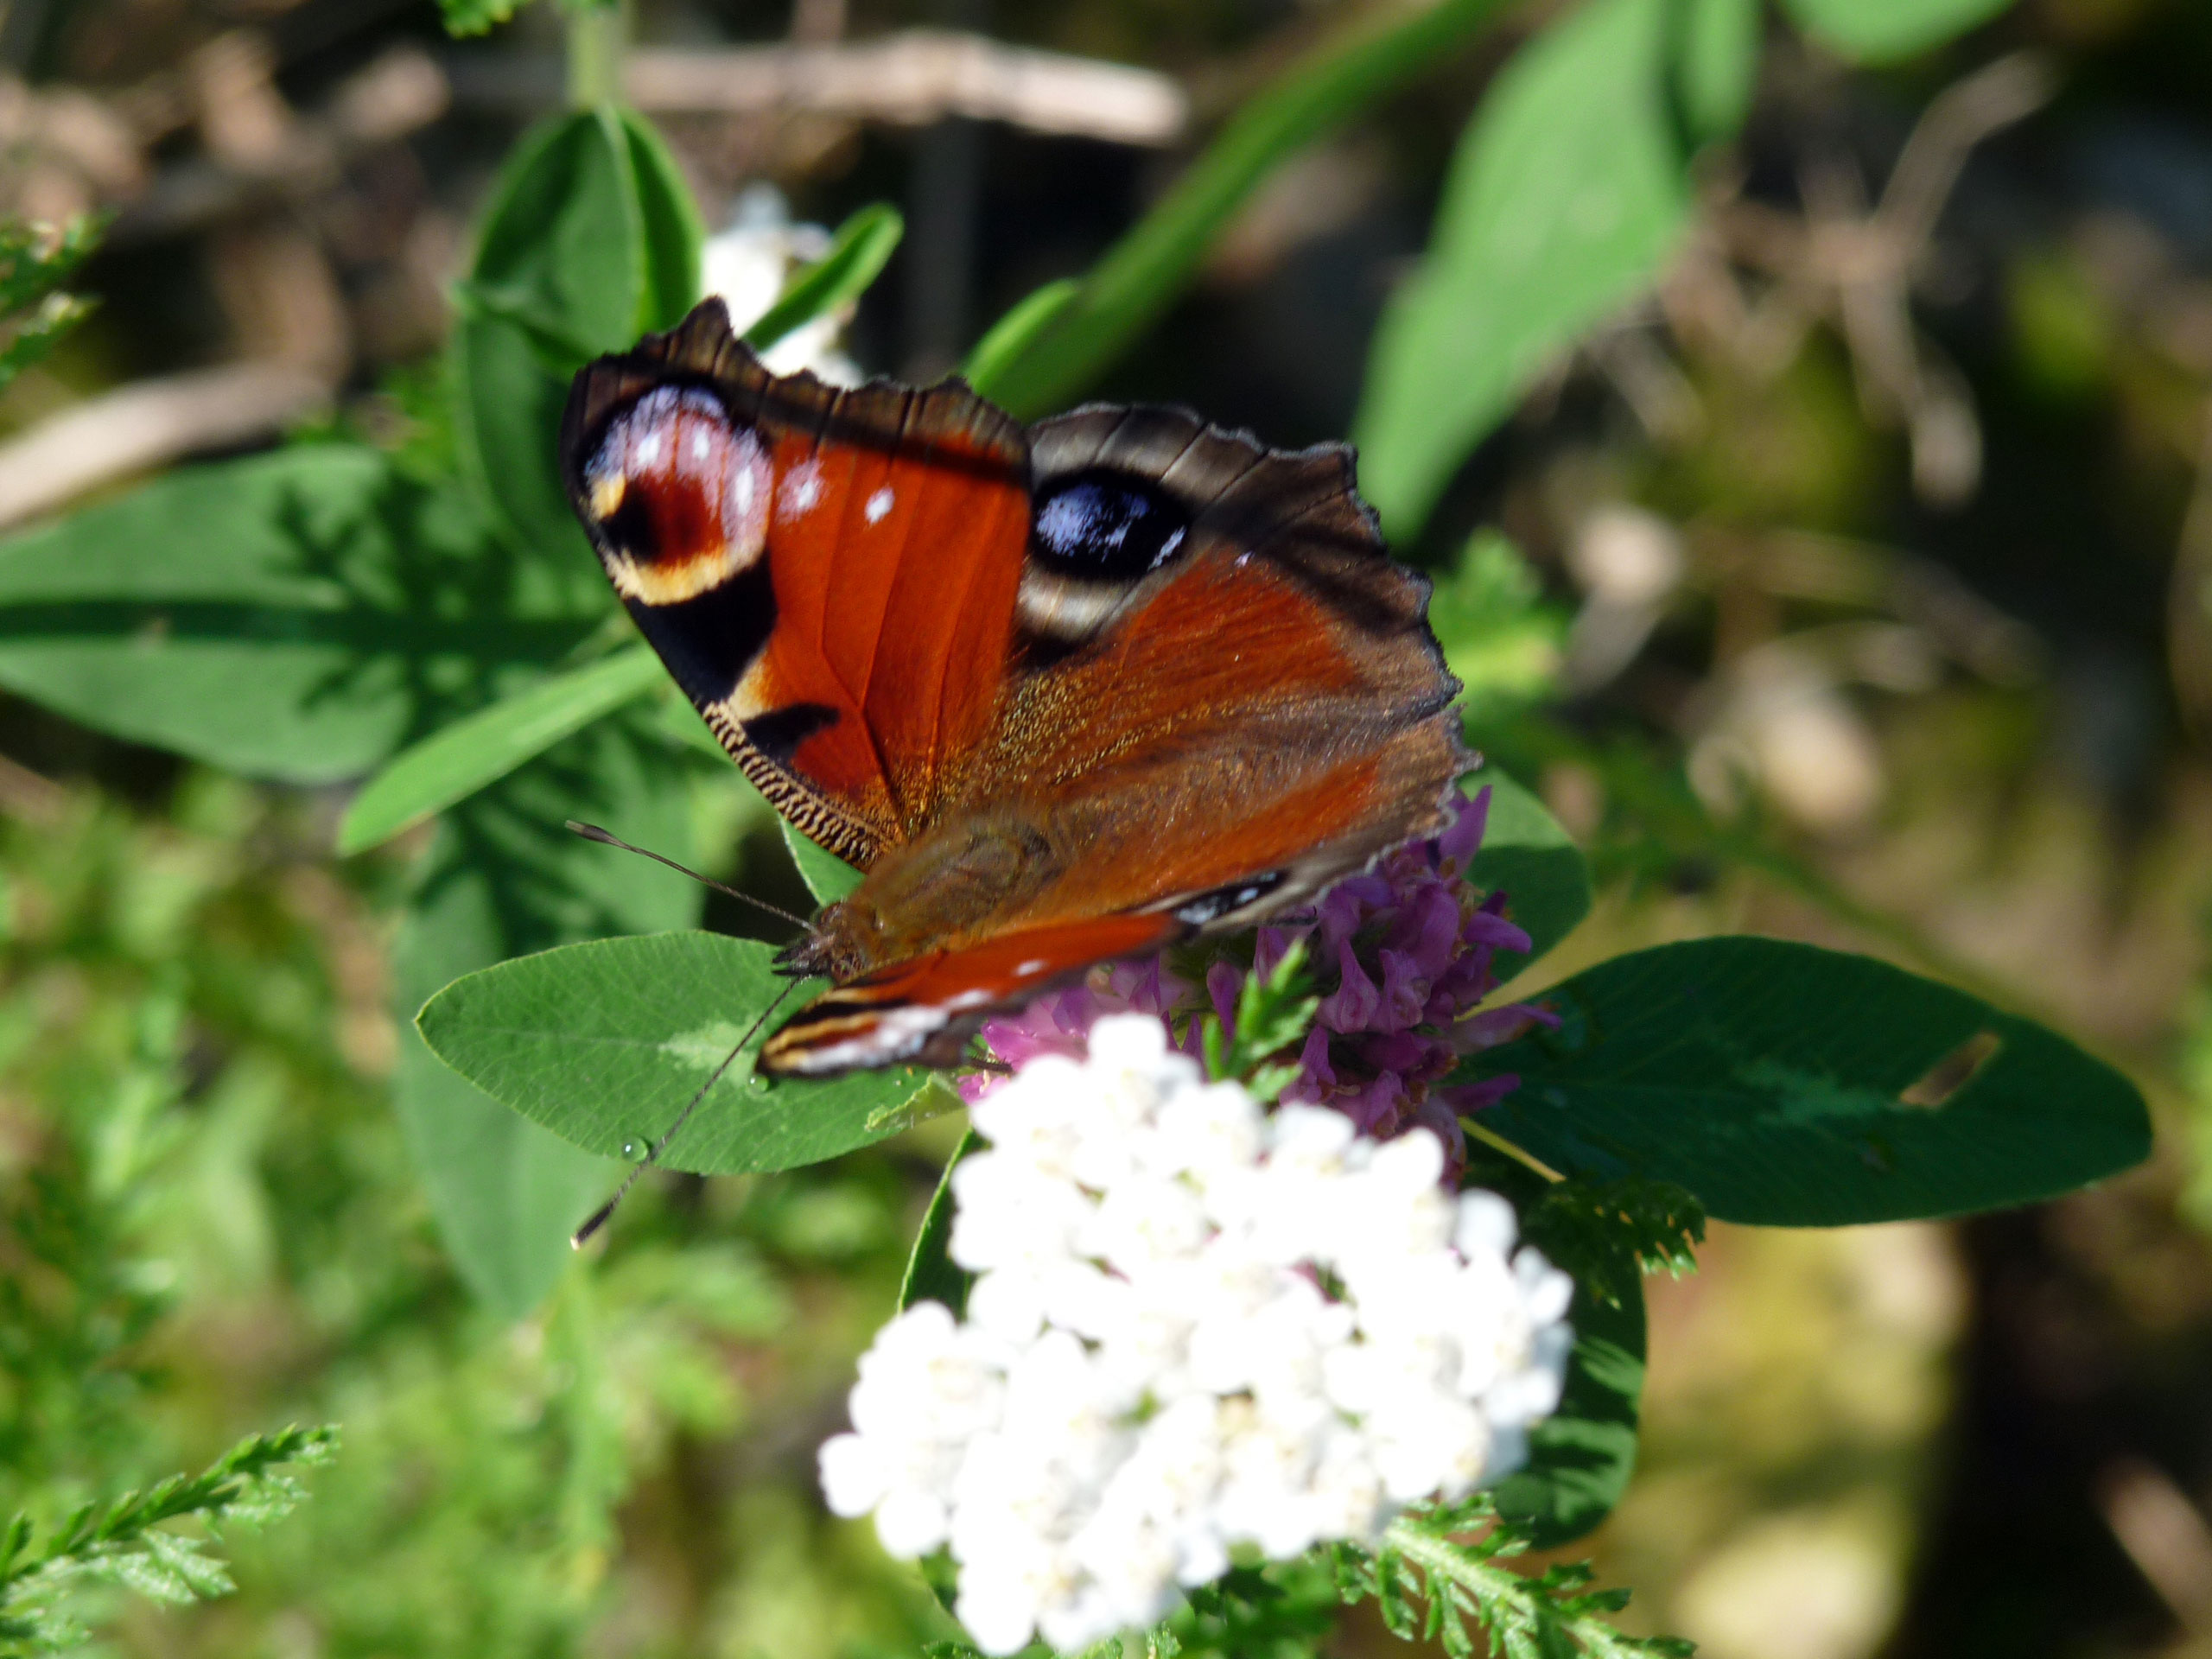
left=0, top=0, right=2194, bottom=1651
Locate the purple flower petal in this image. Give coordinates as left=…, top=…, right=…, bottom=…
left=1359, top=1029, right=1431, bottom=1074
left=1408, top=1095, right=1469, bottom=1183
left=1440, top=785, right=1492, bottom=870
left=1393, top=886, right=1465, bottom=978
left=1342, top=1070, right=1407, bottom=1136
left=1462, top=909, right=1532, bottom=957
left=1374, top=949, right=1428, bottom=1032
left=1450, top=1001, right=1558, bottom=1052
left=1440, top=1073, right=1520, bottom=1115
left=1281, top=1026, right=1337, bottom=1105
left=1255, top=924, right=1306, bottom=985
left=1206, top=959, right=1244, bottom=1034
left=1318, top=939, right=1381, bottom=1032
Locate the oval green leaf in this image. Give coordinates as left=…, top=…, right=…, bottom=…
left=339, top=644, right=666, bottom=855
left=416, top=931, right=932, bottom=1176
left=618, top=107, right=705, bottom=334
left=451, top=106, right=700, bottom=580
left=394, top=705, right=700, bottom=1317
left=1352, top=0, right=1695, bottom=537
left=1779, top=0, right=2014, bottom=63
left=0, top=446, right=595, bottom=782
left=1477, top=938, right=2152, bottom=1225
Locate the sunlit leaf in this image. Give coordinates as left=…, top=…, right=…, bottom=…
left=392, top=706, right=697, bottom=1315
left=1779, top=0, right=2015, bottom=63
left=1354, top=0, right=1695, bottom=537
left=899, top=1128, right=980, bottom=1315
left=338, top=644, right=666, bottom=855
left=1672, top=0, right=1760, bottom=144
left=0, top=446, right=594, bottom=781
left=619, top=109, right=705, bottom=334
left=416, top=931, right=933, bottom=1177
left=745, top=205, right=903, bottom=355
left=961, top=278, right=1078, bottom=399
left=451, top=107, right=698, bottom=588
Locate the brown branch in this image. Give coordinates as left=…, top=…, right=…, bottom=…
left=0, top=361, right=331, bottom=531
left=443, top=29, right=1188, bottom=147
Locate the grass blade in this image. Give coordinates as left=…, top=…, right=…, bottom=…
left=745, top=204, right=904, bottom=354
left=976, top=0, right=1513, bottom=417
left=339, top=645, right=667, bottom=855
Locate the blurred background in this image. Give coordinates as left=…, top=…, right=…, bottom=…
left=3, top=0, right=2212, bottom=1655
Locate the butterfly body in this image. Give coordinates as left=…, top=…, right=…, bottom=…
left=562, top=300, right=1469, bottom=1076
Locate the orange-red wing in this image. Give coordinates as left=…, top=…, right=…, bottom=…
left=758, top=911, right=1183, bottom=1077
left=958, top=404, right=1470, bottom=938
left=561, top=300, right=1032, bottom=868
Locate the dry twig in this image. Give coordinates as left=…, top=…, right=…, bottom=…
left=444, top=29, right=1187, bottom=147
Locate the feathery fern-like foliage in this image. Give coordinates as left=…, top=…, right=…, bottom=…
left=0, top=1425, right=338, bottom=1655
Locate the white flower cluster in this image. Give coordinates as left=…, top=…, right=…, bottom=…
left=818, top=1015, right=1575, bottom=1656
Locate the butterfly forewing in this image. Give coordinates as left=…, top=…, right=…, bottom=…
left=561, top=300, right=1032, bottom=865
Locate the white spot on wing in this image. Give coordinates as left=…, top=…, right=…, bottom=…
left=780, top=460, right=823, bottom=518
left=865, top=486, right=895, bottom=524
left=691, top=429, right=711, bottom=461
left=634, top=430, right=664, bottom=467
left=1015, top=958, right=1050, bottom=976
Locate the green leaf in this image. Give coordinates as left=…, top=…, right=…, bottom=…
left=435, top=0, right=524, bottom=35
left=899, top=1128, right=980, bottom=1316
left=618, top=110, right=705, bottom=333
left=1779, top=0, right=2015, bottom=63
left=1353, top=0, right=1696, bottom=537
left=338, top=644, right=666, bottom=855
left=1465, top=768, right=1591, bottom=969
left=960, top=277, right=1079, bottom=400
left=392, top=706, right=697, bottom=1315
left=415, top=931, right=934, bottom=1177
left=451, top=106, right=698, bottom=585
left=1491, top=1281, right=1643, bottom=1548
left=1432, top=531, right=1566, bottom=723
left=0, top=446, right=595, bottom=781
left=779, top=818, right=863, bottom=904
left=978, top=0, right=1514, bottom=418
left=1478, top=938, right=2153, bottom=1225
left=451, top=317, right=598, bottom=591
left=1670, top=0, right=1761, bottom=144
left=744, top=204, right=904, bottom=355
left=0, top=216, right=99, bottom=396
left=467, top=110, right=644, bottom=359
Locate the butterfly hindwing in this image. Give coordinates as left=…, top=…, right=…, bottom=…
left=761, top=912, right=1184, bottom=1074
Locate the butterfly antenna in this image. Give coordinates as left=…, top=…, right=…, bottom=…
left=571, top=978, right=803, bottom=1249
left=565, top=820, right=808, bottom=930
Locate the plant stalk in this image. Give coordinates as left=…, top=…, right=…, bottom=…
left=565, top=0, right=629, bottom=110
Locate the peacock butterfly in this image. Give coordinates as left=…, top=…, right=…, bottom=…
left=559, top=298, right=1467, bottom=1077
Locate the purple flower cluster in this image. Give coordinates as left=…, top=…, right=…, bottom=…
left=961, top=786, right=1552, bottom=1179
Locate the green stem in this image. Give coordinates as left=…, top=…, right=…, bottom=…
left=565, top=0, right=628, bottom=110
